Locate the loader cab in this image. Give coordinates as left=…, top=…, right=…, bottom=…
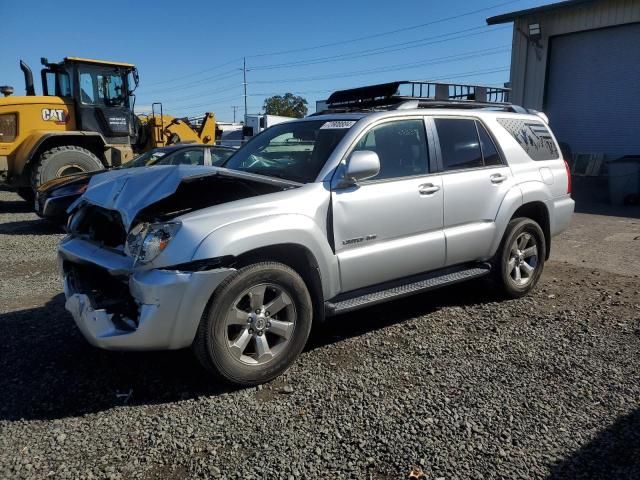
left=40, top=57, right=139, bottom=144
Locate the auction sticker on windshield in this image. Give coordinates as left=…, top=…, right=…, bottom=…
left=320, top=121, right=356, bottom=129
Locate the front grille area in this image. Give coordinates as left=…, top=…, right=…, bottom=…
left=65, top=262, right=139, bottom=329
left=70, top=205, right=127, bottom=248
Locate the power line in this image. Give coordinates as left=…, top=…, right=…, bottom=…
left=141, top=82, right=240, bottom=105
left=251, top=25, right=509, bottom=72
left=251, top=46, right=510, bottom=84
left=138, top=24, right=508, bottom=98
left=141, top=69, right=239, bottom=95
left=176, top=65, right=510, bottom=119
left=165, top=94, right=243, bottom=113
left=143, top=58, right=242, bottom=87
left=247, top=0, right=523, bottom=58
left=137, top=0, right=521, bottom=94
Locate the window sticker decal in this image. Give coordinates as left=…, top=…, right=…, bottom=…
left=320, top=120, right=356, bottom=129
left=498, top=118, right=559, bottom=161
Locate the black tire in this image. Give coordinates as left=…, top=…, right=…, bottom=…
left=16, top=187, right=35, bottom=202
left=193, top=262, right=313, bottom=386
left=32, top=146, right=103, bottom=189
left=493, top=217, right=546, bottom=298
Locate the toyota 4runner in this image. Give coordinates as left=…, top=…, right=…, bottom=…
left=59, top=81, right=574, bottom=385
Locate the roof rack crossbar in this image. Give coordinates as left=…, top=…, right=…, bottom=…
left=324, top=81, right=511, bottom=112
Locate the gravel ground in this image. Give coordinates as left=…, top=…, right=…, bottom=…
left=0, top=187, right=639, bottom=480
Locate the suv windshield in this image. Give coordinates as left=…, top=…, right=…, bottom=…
left=223, top=119, right=353, bottom=183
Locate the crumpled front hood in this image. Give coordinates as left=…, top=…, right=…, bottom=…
left=71, top=165, right=299, bottom=230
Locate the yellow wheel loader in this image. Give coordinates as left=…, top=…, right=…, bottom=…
left=0, top=57, right=215, bottom=200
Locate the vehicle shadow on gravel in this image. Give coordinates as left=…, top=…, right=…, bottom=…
left=547, top=407, right=640, bottom=479
left=308, top=278, right=503, bottom=351
left=0, top=294, right=234, bottom=421
left=0, top=280, right=501, bottom=422
left=0, top=218, right=63, bottom=235
left=0, top=198, right=32, bottom=214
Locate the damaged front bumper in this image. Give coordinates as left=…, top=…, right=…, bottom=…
left=59, top=236, right=235, bottom=350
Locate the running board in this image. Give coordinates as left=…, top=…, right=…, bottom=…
left=325, top=264, right=491, bottom=315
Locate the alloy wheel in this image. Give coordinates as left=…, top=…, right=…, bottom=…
left=225, top=283, right=296, bottom=365
left=507, top=232, right=539, bottom=286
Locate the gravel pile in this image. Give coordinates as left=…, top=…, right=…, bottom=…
left=1, top=188, right=639, bottom=479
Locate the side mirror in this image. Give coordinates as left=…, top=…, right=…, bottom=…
left=345, top=150, right=380, bottom=184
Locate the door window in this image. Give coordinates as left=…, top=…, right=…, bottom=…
left=97, top=74, right=126, bottom=107
left=158, top=149, right=205, bottom=166
left=476, top=121, right=502, bottom=166
left=79, top=73, right=95, bottom=104
left=351, top=119, right=428, bottom=180
left=435, top=118, right=483, bottom=171
left=210, top=147, right=234, bottom=166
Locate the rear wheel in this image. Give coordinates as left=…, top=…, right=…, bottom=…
left=494, top=218, right=546, bottom=298
left=193, top=262, right=313, bottom=386
left=32, top=145, right=103, bottom=189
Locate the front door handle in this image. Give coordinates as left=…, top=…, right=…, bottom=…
left=490, top=173, right=508, bottom=184
left=418, top=183, right=440, bottom=195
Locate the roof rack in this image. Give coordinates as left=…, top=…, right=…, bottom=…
left=318, top=81, right=526, bottom=113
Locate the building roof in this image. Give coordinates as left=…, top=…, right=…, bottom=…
left=486, top=0, right=597, bottom=24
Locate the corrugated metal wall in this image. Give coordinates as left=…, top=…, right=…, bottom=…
left=544, top=23, right=640, bottom=156
left=509, top=0, right=640, bottom=109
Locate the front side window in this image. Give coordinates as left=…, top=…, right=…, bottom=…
left=351, top=119, right=429, bottom=180
left=224, top=120, right=352, bottom=183
left=45, top=71, right=72, bottom=97
left=79, top=68, right=126, bottom=107
left=159, top=149, right=205, bottom=166
left=79, top=73, right=94, bottom=104
left=211, top=147, right=235, bottom=166
left=97, top=74, right=125, bottom=107
left=436, top=118, right=483, bottom=171
left=121, top=149, right=167, bottom=168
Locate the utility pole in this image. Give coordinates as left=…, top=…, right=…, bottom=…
left=242, top=57, right=248, bottom=122
left=231, top=105, right=239, bottom=123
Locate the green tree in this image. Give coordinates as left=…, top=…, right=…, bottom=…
left=263, top=93, right=308, bottom=118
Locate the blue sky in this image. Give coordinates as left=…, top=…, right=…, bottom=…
left=1, top=0, right=553, bottom=122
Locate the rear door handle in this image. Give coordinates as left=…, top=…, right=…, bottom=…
left=490, top=173, right=508, bottom=184
left=418, top=183, right=440, bottom=195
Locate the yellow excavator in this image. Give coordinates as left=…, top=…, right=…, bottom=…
left=0, top=57, right=215, bottom=200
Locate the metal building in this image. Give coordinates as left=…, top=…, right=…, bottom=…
left=487, top=0, right=640, bottom=161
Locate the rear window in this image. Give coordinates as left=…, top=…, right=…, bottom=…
left=498, top=118, right=559, bottom=161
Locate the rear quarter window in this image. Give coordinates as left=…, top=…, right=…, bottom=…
left=497, top=118, right=559, bottom=161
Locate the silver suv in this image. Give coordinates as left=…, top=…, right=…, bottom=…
left=59, top=81, right=574, bottom=385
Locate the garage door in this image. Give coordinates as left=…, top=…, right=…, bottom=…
left=545, top=23, right=640, bottom=157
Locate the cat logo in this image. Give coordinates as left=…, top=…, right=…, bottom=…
left=41, top=108, right=68, bottom=124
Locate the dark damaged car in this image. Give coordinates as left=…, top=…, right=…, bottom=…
left=35, top=144, right=236, bottom=223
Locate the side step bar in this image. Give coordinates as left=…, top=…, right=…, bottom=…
left=325, top=264, right=491, bottom=316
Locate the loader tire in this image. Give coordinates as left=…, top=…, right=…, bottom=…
left=32, top=146, right=104, bottom=189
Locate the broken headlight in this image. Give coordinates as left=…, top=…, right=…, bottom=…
left=125, top=221, right=181, bottom=264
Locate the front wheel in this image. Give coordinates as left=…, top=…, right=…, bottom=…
left=494, top=218, right=546, bottom=298
left=193, top=262, right=313, bottom=386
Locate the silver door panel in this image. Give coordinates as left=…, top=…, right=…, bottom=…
left=443, top=221, right=495, bottom=265
left=337, top=229, right=445, bottom=292
left=442, top=166, right=513, bottom=265
left=333, top=174, right=445, bottom=292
